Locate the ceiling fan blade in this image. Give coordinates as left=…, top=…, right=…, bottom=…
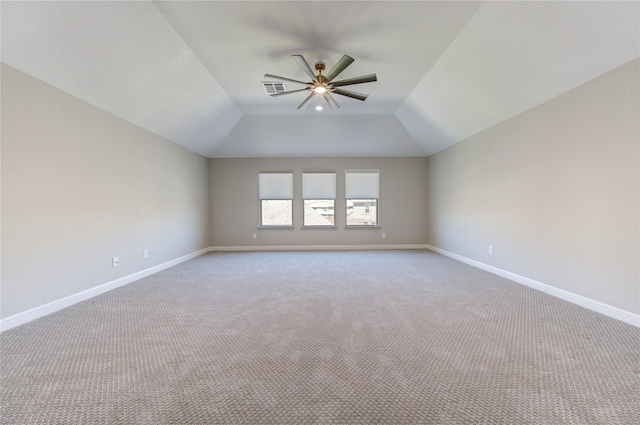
left=292, top=55, right=318, bottom=83
left=324, top=54, right=354, bottom=82
left=331, top=88, right=369, bottom=101
left=264, top=74, right=311, bottom=86
left=297, top=92, right=316, bottom=109
left=330, top=73, right=377, bottom=88
left=322, top=92, right=340, bottom=110
left=270, top=88, right=312, bottom=97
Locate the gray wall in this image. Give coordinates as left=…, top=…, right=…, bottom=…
left=209, top=157, right=429, bottom=247
left=426, top=59, right=639, bottom=315
left=3, top=56, right=636, bottom=322
left=1, top=64, right=210, bottom=319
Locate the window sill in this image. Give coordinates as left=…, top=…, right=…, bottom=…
left=301, top=225, right=338, bottom=230
left=257, top=226, right=294, bottom=230
left=345, top=225, right=381, bottom=229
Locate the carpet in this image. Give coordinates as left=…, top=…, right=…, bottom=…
left=1, top=250, right=638, bottom=424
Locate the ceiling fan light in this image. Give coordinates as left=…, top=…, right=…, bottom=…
left=266, top=55, right=375, bottom=109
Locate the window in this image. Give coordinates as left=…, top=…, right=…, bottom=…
left=259, top=173, right=293, bottom=226
left=302, top=173, right=336, bottom=226
left=345, top=170, right=379, bottom=226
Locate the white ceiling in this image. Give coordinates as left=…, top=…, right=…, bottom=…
left=2, top=1, right=639, bottom=158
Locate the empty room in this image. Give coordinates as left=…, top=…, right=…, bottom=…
left=1, top=1, right=638, bottom=424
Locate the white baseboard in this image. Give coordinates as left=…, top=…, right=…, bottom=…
left=6, top=245, right=636, bottom=331
left=0, top=248, right=210, bottom=332
left=425, top=245, right=640, bottom=328
left=209, top=244, right=431, bottom=252
left=1, top=245, right=423, bottom=332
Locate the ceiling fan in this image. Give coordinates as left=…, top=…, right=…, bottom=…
left=264, top=54, right=377, bottom=110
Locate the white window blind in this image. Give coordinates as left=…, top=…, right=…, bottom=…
left=259, top=173, right=293, bottom=199
left=345, top=170, right=379, bottom=198
left=302, top=173, right=336, bottom=199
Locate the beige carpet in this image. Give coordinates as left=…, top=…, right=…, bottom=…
left=1, top=250, right=638, bottom=424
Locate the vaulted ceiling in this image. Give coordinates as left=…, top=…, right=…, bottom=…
left=3, top=1, right=638, bottom=158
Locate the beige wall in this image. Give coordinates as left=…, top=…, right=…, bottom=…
left=3, top=56, right=636, bottom=322
left=1, top=64, right=210, bottom=319
left=426, top=59, right=639, bottom=315
left=209, top=157, right=428, bottom=247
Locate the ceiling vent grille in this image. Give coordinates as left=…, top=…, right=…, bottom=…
left=262, top=82, right=285, bottom=95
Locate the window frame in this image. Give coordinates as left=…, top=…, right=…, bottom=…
left=258, top=172, right=294, bottom=228
left=345, top=198, right=379, bottom=227
left=345, top=170, right=380, bottom=228
left=302, top=172, right=337, bottom=228
left=302, top=199, right=336, bottom=227
left=259, top=199, right=293, bottom=228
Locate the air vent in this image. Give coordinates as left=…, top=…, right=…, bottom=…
left=262, top=82, right=285, bottom=95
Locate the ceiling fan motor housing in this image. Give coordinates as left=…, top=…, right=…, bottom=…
left=315, top=63, right=326, bottom=83
left=264, top=54, right=377, bottom=109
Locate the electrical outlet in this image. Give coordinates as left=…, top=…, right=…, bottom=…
left=143, top=249, right=149, bottom=259
left=489, top=246, right=494, bottom=255
left=253, top=234, right=257, bottom=240
left=112, top=257, right=119, bottom=267
left=381, top=232, right=386, bottom=239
